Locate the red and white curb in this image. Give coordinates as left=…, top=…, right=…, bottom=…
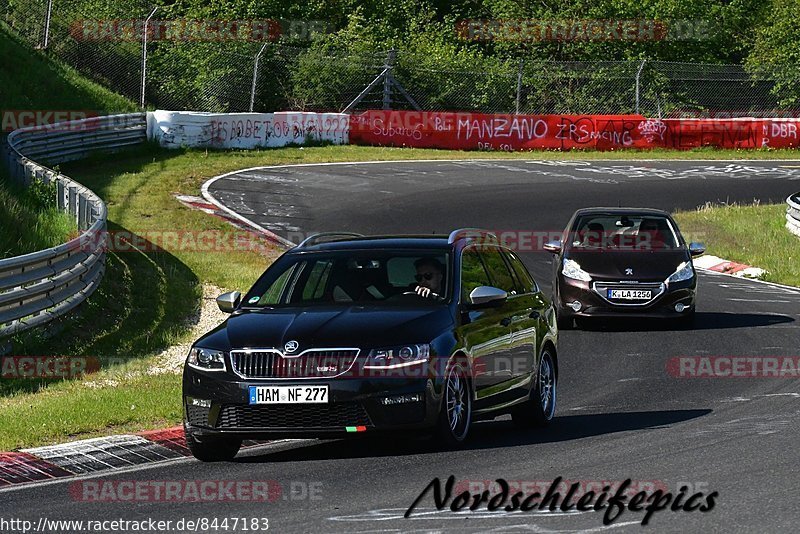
left=176, top=193, right=294, bottom=248
left=694, top=255, right=767, bottom=279
left=0, top=427, right=268, bottom=488
left=174, top=194, right=292, bottom=248
left=0, top=428, right=188, bottom=487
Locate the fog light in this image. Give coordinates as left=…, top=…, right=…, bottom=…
left=188, top=397, right=211, bottom=408
left=569, top=301, right=582, bottom=312
left=675, top=303, right=686, bottom=313
left=380, top=393, right=424, bottom=406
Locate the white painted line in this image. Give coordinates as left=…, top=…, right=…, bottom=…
left=728, top=298, right=792, bottom=303
left=22, top=434, right=148, bottom=455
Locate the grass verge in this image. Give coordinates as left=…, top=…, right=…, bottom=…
left=0, top=178, right=76, bottom=259
left=675, top=202, right=800, bottom=287
left=2, top=144, right=800, bottom=450
left=0, top=22, right=137, bottom=113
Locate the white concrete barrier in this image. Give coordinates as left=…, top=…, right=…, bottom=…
left=147, top=110, right=349, bottom=149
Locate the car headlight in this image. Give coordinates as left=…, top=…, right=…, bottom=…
left=365, top=344, right=430, bottom=369
left=186, top=347, right=226, bottom=372
left=562, top=258, right=592, bottom=282
left=666, top=261, right=695, bottom=284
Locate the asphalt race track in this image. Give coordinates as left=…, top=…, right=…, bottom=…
left=5, top=159, right=800, bottom=532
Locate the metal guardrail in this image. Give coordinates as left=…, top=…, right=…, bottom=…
left=1, top=113, right=147, bottom=337
left=787, top=193, right=800, bottom=238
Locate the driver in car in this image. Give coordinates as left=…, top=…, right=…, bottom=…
left=412, top=257, right=444, bottom=298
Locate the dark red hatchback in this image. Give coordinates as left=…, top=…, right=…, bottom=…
left=544, top=208, right=706, bottom=329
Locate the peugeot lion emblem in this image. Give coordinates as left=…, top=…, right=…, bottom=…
left=625, top=268, right=634, bottom=276
left=284, top=340, right=299, bottom=353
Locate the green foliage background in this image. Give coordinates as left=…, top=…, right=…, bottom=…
left=2, top=0, right=798, bottom=111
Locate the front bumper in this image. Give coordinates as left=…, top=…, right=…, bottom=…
left=557, top=276, right=696, bottom=319
left=182, top=366, right=442, bottom=439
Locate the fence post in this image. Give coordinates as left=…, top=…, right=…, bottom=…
left=383, top=49, right=396, bottom=110
left=635, top=58, right=647, bottom=115
left=250, top=43, right=269, bottom=112
left=140, top=6, right=159, bottom=109
left=42, top=0, right=53, bottom=49
left=515, top=59, right=524, bottom=114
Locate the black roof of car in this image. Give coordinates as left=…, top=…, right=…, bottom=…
left=290, top=235, right=452, bottom=253
left=573, top=207, right=672, bottom=217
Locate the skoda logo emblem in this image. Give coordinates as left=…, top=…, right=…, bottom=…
left=284, top=340, right=299, bottom=353
left=625, top=268, right=634, bottom=276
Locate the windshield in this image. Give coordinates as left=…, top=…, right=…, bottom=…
left=569, top=214, right=681, bottom=250
left=242, top=250, right=451, bottom=307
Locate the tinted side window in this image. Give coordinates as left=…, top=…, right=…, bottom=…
left=481, top=247, right=517, bottom=294
left=302, top=260, right=333, bottom=301
left=460, top=247, right=491, bottom=301
left=257, top=264, right=296, bottom=305
left=505, top=250, right=537, bottom=293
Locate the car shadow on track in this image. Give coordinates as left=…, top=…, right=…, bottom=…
left=235, top=409, right=711, bottom=463
left=574, top=312, right=793, bottom=332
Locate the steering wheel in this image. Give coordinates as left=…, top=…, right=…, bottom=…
left=400, top=290, right=443, bottom=300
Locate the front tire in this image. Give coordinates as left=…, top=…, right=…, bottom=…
left=512, top=349, right=557, bottom=428
left=185, top=425, right=242, bottom=462
left=434, top=360, right=472, bottom=447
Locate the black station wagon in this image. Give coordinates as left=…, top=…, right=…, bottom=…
left=183, top=230, right=559, bottom=461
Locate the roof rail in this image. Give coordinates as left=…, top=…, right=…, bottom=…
left=296, top=232, right=365, bottom=248
left=447, top=228, right=499, bottom=245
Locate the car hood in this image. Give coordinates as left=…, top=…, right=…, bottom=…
left=196, top=305, right=454, bottom=352
left=566, top=248, right=689, bottom=281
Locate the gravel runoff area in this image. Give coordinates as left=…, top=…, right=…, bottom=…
left=85, top=284, right=229, bottom=387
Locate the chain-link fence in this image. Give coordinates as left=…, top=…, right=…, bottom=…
left=2, top=0, right=796, bottom=117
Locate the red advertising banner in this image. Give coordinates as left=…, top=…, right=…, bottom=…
left=349, top=111, right=800, bottom=151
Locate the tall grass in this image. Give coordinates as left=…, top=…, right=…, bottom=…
left=0, top=177, right=76, bottom=259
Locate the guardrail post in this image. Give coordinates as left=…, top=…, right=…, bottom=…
left=22, top=162, right=32, bottom=186
left=57, top=180, right=66, bottom=211
left=79, top=196, right=88, bottom=231
left=68, top=186, right=77, bottom=219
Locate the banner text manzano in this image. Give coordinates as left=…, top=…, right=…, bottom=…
left=405, top=476, right=717, bottom=526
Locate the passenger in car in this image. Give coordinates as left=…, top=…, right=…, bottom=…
left=639, top=218, right=668, bottom=250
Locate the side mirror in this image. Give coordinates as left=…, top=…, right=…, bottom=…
left=688, top=242, right=706, bottom=257
left=468, top=286, right=508, bottom=308
left=543, top=240, right=562, bottom=254
left=216, top=291, right=241, bottom=313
